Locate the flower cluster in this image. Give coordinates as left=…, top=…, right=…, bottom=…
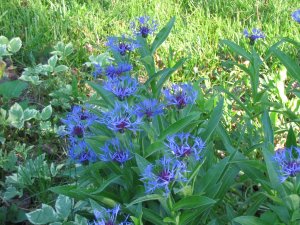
left=59, top=105, right=98, bottom=163
left=163, top=83, right=198, bottom=109
left=106, top=36, right=140, bottom=56
left=291, top=9, right=300, bottom=23
left=93, top=63, right=132, bottom=79
left=273, top=146, right=300, bottom=182
left=243, top=28, right=265, bottom=45
left=90, top=205, right=132, bottom=225
left=134, top=99, right=164, bottom=120
left=130, top=16, right=158, bottom=38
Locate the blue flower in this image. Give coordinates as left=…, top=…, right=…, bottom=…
left=163, top=83, right=198, bottom=109
left=130, top=16, right=158, bottom=38
left=106, top=35, right=139, bottom=56
left=90, top=204, right=132, bottom=225
left=105, top=63, right=133, bottom=79
left=92, top=64, right=103, bottom=78
left=99, top=102, right=142, bottom=133
left=134, top=99, right=164, bottom=119
left=292, top=9, right=300, bottom=23
left=165, top=132, right=205, bottom=160
left=59, top=105, right=99, bottom=163
left=103, top=76, right=139, bottom=100
left=141, top=157, right=187, bottom=194
left=100, top=138, right=132, bottom=165
left=273, top=146, right=300, bottom=182
left=243, top=28, right=265, bottom=45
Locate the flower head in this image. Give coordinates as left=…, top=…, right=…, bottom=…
left=273, top=146, right=300, bottom=182
left=103, top=76, right=139, bottom=100
left=100, top=138, right=132, bottom=165
left=163, top=83, right=198, bottom=109
left=106, top=35, right=139, bottom=56
left=134, top=99, right=164, bottom=119
left=59, top=105, right=99, bottom=163
left=105, top=63, right=133, bottom=79
left=92, top=64, right=103, bottom=78
left=292, top=9, right=300, bottom=23
left=90, top=204, right=132, bottom=225
left=243, top=28, right=265, bottom=45
left=99, top=102, right=142, bottom=133
left=165, top=132, right=205, bottom=161
left=130, top=16, right=158, bottom=38
left=141, top=157, right=187, bottom=194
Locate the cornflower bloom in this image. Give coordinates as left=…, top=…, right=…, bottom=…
left=130, top=16, right=158, bottom=38
left=103, top=76, right=139, bottom=100
left=273, top=146, right=300, bottom=182
left=105, top=63, right=132, bottom=79
left=163, top=83, right=198, bottom=109
left=165, top=132, right=205, bottom=161
left=291, top=9, right=300, bottom=23
left=106, top=35, right=139, bottom=56
left=141, top=157, right=187, bottom=194
left=99, top=102, right=142, bottom=133
left=134, top=99, right=164, bottom=120
left=90, top=204, right=132, bottom=225
left=243, top=28, right=265, bottom=45
left=59, top=105, right=99, bottom=163
left=92, top=64, right=102, bottom=78
left=100, top=138, right=132, bottom=165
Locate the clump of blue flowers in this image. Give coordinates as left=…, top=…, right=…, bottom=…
left=243, top=28, right=265, bottom=45
left=291, top=9, right=300, bottom=23
left=90, top=205, right=132, bottom=225
left=130, top=16, right=158, bottom=38
left=163, top=83, right=198, bottom=109
left=93, top=63, right=132, bottom=79
left=273, top=146, right=300, bottom=182
left=106, top=35, right=139, bottom=56
left=141, top=157, right=187, bottom=194
left=100, top=138, right=132, bottom=165
left=165, top=132, right=205, bottom=161
left=59, top=105, right=99, bottom=163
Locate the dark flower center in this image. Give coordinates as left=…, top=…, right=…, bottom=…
left=175, top=94, right=187, bottom=109
left=116, top=120, right=129, bottom=133
left=285, top=161, right=300, bottom=176
left=112, top=150, right=127, bottom=163
left=145, top=109, right=153, bottom=118
left=105, top=221, right=116, bottom=225
left=158, top=170, right=172, bottom=182
left=140, top=26, right=150, bottom=38
left=72, top=126, right=84, bottom=138
left=118, top=42, right=129, bottom=55
left=176, top=146, right=191, bottom=158
left=80, top=114, right=88, bottom=120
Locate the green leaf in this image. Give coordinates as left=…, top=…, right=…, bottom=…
left=74, top=214, right=88, bottom=225
left=0, top=36, right=9, bottom=45
left=220, top=39, right=251, bottom=60
left=151, top=17, right=175, bottom=54
left=262, top=111, right=274, bottom=144
left=55, top=195, right=72, bottom=220
left=8, top=37, right=22, bottom=53
left=233, top=216, right=268, bottom=225
left=159, top=113, right=200, bottom=140
left=286, top=126, right=297, bottom=148
left=142, top=207, right=165, bottom=225
left=202, top=98, right=224, bottom=141
left=91, top=175, right=121, bottom=194
left=127, top=194, right=163, bottom=208
left=173, top=196, right=216, bottom=210
left=8, top=103, right=24, bottom=129
left=48, top=55, right=58, bottom=68
left=40, top=105, right=52, bottom=120
left=135, top=153, right=151, bottom=174
left=26, top=204, right=58, bottom=225
left=0, top=80, right=28, bottom=99
left=3, top=186, right=21, bottom=200
left=23, top=108, right=38, bottom=121
left=87, top=81, right=114, bottom=107
left=19, top=74, right=42, bottom=85
left=54, top=65, right=69, bottom=73
left=284, top=194, right=300, bottom=211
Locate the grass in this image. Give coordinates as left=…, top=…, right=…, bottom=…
left=0, top=0, right=299, bottom=80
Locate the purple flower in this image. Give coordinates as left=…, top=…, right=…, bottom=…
left=59, top=105, right=99, bottom=163
left=163, top=83, right=198, bottom=109
left=105, top=63, right=133, bottom=79
left=165, top=132, right=205, bottom=160
left=273, top=146, right=300, bottom=182
left=100, top=138, right=132, bottom=165
left=92, top=64, right=102, bottom=78
left=90, top=204, right=132, bottom=225
left=134, top=99, right=164, bottom=119
left=141, top=157, right=187, bottom=194
left=99, top=102, right=142, bottom=133
left=130, top=16, right=158, bottom=38
left=292, top=9, right=300, bottom=23
left=243, top=28, right=265, bottom=45
left=103, top=76, right=138, bottom=100
left=106, top=35, right=139, bottom=56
